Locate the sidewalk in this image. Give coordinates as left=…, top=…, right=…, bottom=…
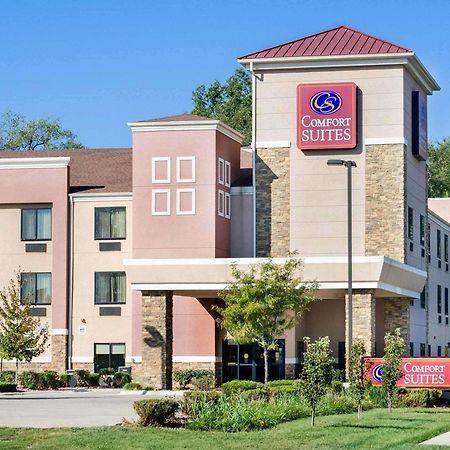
left=421, top=431, right=450, bottom=446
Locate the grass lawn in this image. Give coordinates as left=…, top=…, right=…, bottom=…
left=0, top=408, right=449, bottom=450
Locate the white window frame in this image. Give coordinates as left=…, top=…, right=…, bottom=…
left=218, top=190, right=224, bottom=217
left=225, top=192, right=231, bottom=219
left=151, top=189, right=170, bottom=216
left=152, top=157, right=171, bottom=183
left=176, top=156, right=196, bottom=183
left=218, top=157, right=225, bottom=185
left=176, top=188, right=196, bottom=215
left=224, top=160, right=231, bottom=187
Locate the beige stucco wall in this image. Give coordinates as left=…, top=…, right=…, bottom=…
left=71, top=196, right=133, bottom=366
left=255, top=66, right=407, bottom=257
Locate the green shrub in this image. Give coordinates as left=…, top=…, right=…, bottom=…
left=123, top=382, right=143, bottom=390
left=41, top=371, right=60, bottom=389
left=240, top=386, right=272, bottom=402
left=174, top=369, right=215, bottom=389
left=133, top=399, right=179, bottom=426
left=267, top=379, right=298, bottom=388
left=59, top=374, right=70, bottom=387
left=330, top=368, right=344, bottom=383
left=75, top=370, right=91, bottom=387
left=19, top=371, right=42, bottom=389
left=113, top=372, right=131, bottom=388
left=191, top=372, right=215, bottom=391
left=99, top=368, right=115, bottom=376
left=87, top=373, right=100, bottom=387
left=396, top=389, right=442, bottom=407
left=143, top=386, right=154, bottom=391
left=365, top=385, right=388, bottom=407
left=182, top=390, right=221, bottom=417
left=0, top=371, right=15, bottom=384
left=0, top=383, right=17, bottom=392
left=330, top=380, right=343, bottom=395
left=221, top=380, right=261, bottom=396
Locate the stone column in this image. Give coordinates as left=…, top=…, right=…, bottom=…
left=384, top=297, right=410, bottom=355
left=255, top=147, right=290, bottom=257
left=51, top=335, right=68, bottom=373
left=139, top=291, right=173, bottom=390
left=345, top=290, right=376, bottom=356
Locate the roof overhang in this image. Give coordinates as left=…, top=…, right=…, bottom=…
left=238, top=52, right=440, bottom=95
left=127, top=119, right=243, bottom=144
left=0, top=156, right=71, bottom=170
left=124, top=255, right=426, bottom=299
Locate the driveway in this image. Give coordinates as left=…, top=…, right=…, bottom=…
left=0, top=389, right=181, bottom=428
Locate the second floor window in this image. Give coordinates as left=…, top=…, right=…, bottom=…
left=437, top=229, right=442, bottom=260
left=445, top=234, right=449, bottom=263
left=420, top=215, right=425, bottom=246
left=21, top=208, right=52, bottom=241
left=407, top=207, right=413, bottom=240
left=21, top=272, right=52, bottom=305
left=95, top=272, right=126, bottom=304
left=437, top=284, right=442, bottom=315
left=95, top=207, right=126, bottom=240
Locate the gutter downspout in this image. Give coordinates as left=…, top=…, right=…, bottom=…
left=250, top=61, right=257, bottom=257
left=67, top=194, right=75, bottom=370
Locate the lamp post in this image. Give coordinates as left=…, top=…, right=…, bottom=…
left=327, top=159, right=357, bottom=376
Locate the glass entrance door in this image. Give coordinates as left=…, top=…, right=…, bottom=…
left=222, top=340, right=285, bottom=382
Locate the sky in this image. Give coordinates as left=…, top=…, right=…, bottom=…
left=0, top=0, right=449, bottom=148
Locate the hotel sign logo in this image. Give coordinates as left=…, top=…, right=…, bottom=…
left=365, top=358, right=450, bottom=388
left=297, top=82, right=357, bottom=150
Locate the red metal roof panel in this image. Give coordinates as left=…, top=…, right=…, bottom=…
left=239, top=25, right=411, bottom=59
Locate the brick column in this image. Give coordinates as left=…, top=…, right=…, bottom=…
left=384, top=297, right=410, bottom=355
left=139, top=291, right=173, bottom=389
left=345, top=290, right=376, bottom=356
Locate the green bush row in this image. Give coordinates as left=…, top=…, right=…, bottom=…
left=123, top=382, right=155, bottom=391
left=133, top=399, right=179, bottom=426
left=365, top=385, right=442, bottom=408
left=173, top=369, right=215, bottom=390
left=0, top=371, right=15, bottom=384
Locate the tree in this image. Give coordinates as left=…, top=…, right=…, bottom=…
left=428, top=137, right=450, bottom=198
left=299, top=336, right=333, bottom=426
left=216, top=257, right=317, bottom=383
left=348, top=340, right=370, bottom=418
left=0, top=110, right=83, bottom=151
left=382, top=328, right=405, bottom=412
left=0, top=275, right=49, bottom=383
left=192, top=68, right=252, bottom=145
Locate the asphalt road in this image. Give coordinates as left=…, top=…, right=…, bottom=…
left=0, top=389, right=181, bottom=428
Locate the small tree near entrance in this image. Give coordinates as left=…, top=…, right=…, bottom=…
left=299, top=336, right=333, bottom=426
left=382, top=328, right=405, bottom=412
left=0, top=276, right=49, bottom=383
left=348, top=340, right=369, bottom=418
left=217, top=257, right=317, bottom=383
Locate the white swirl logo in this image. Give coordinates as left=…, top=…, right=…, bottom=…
left=372, top=363, right=384, bottom=383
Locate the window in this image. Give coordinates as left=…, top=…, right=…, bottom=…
left=437, top=229, right=442, bottom=260
left=21, top=273, right=51, bottom=305
left=437, top=345, right=442, bottom=357
left=445, top=288, right=449, bottom=316
left=95, top=272, right=126, bottom=304
left=437, top=285, right=442, bottom=314
left=225, top=161, right=231, bottom=187
left=420, top=343, right=426, bottom=357
left=420, top=215, right=425, bottom=246
left=428, top=344, right=431, bottom=356
left=21, top=208, right=52, bottom=241
left=427, top=223, right=431, bottom=262
left=420, top=287, right=426, bottom=309
left=445, top=234, right=449, bottom=263
left=95, top=207, right=126, bottom=240
left=408, top=207, right=413, bottom=241
left=409, top=342, right=414, bottom=356
left=94, top=343, right=125, bottom=372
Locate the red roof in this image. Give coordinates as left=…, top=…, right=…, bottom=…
left=239, top=25, right=411, bottom=59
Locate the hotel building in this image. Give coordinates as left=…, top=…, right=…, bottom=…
left=0, top=26, right=448, bottom=388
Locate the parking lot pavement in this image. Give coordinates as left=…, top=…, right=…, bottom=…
left=0, top=389, right=144, bottom=428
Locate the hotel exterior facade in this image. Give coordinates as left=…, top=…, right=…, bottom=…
left=0, top=26, right=448, bottom=387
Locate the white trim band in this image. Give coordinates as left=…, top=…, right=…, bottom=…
left=285, top=357, right=299, bottom=364
left=255, top=140, right=291, bottom=149
left=0, top=157, right=70, bottom=170
left=128, top=120, right=243, bottom=144
left=365, top=138, right=408, bottom=146
left=125, top=356, right=142, bottom=363
left=71, top=356, right=94, bottom=363
left=70, top=192, right=132, bottom=202
left=173, top=356, right=222, bottom=363
left=50, top=328, right=69, bottom=336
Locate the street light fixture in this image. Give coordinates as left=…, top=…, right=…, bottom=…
left=327, top=159, right=357, bottom=376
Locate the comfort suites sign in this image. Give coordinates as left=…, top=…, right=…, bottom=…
left=297, top=82, right=356, bottom=150
left=365, top=358, right=450, bottom=388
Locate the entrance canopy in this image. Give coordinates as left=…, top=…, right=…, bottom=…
left=124, top=256, right=426, bottom=299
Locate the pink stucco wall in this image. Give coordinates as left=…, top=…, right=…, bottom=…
left=0, top=166, right=69, bottom=329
